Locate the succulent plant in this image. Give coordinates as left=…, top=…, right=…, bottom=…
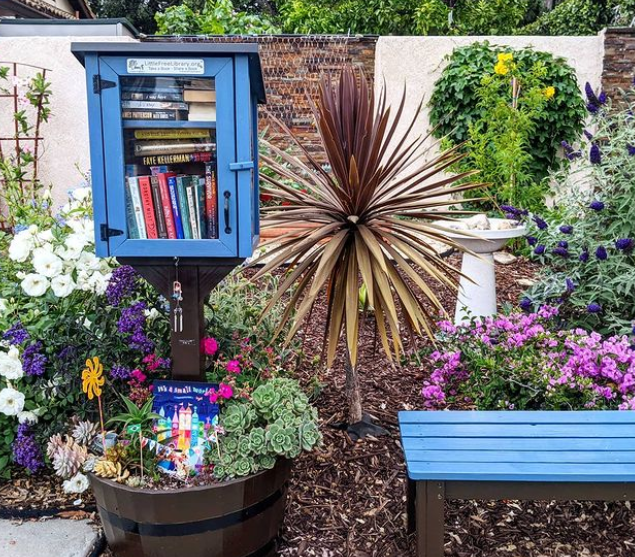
left=125, top=475, right=146, bottom=489
left=71, top=420, right=99, bottom=446
left=94, top=460, right=130, bottom=483
left=82, top=455, right=98, bottom=473
left=51, top=436, right=88, bottom=479
left=46, top=433, right=64, bottom=460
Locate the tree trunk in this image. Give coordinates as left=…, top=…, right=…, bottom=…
left=345, top=349, right=363, bottom=424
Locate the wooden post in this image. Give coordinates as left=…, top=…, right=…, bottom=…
left=416, top=481, right=445, bottom=557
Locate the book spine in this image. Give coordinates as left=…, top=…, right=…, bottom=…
left=127, top=177, right=147, bottom=240
left=157, top=173, right=177, bottom=239
left=204, top=163, right=218, bottom=239
left=150, top=165, right=170, bottom=175
left=150, top=175, right=168, bottom=239
left=122, top=91, right=183, bottom=102
left=167, top=175, right=184, bottom=239
left=121, top=101, right=188, bottom=110
left=124, top=183, right=140, bottom=239
left=122, top=110, right=187, bottom=120
left=196, top=177, right=206, bottom=240
left=134, top=142, right=215, bottom=157
left=134, top=129, right=210, bottom=140
left=176, top=176, right=192, bottom=239
left=186, top=184, right=200, bottom=239
left=138, top=176, right=158, bottom=239
left=141, top=152, right=213, bottom=166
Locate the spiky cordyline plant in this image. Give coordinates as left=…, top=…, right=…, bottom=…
left=253, top=67, right=485, bottom=426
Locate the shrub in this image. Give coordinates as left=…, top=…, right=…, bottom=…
left=421, top=307, right=635, bottom=411
left=522, top=84, right=635, bottom=335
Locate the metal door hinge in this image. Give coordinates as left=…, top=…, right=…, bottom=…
left=100, top=224, right=124, bottom=241
left=93, top=75, right=116, bottom=94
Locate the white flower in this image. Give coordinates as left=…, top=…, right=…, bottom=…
left=0, top=387, right=25, bottom=416
left=0, top=299, right=7, bottom=315
left=144, top=308, right=160, bottom=321
left=36, top=229, right=54, bottom=243
left=63, top=472, right=90, bottom=494
left=0, top=347, right=23, bottom=380
left=63, top=233, right=88, bottom=260
left=86, top=272, right=110, bottom=296
left=27, top=225, right=38, bottom=236
left=17, top=410, right=38, bottom=424
left=21, top=273, right=49, bottom=297
left=77, top=251, right=100, bottom=272
left=71, top=187, right=91, bottom=202
left=8, top=238, right=31, bottom=262
left=32, top=248, right=63, bottom=278
left=51, top=274, right=76, bottom=298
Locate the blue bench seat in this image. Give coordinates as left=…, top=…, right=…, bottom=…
left=398, top=410, right=635, bottom=557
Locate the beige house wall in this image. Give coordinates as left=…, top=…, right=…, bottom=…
left=374, top=34, right=605, bottom=160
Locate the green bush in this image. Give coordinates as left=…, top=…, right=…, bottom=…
left=522, top=0, right=613, bottom=35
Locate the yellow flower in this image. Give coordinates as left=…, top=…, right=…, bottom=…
left=494, top=53, right=514, bottom=76
left=494, top=61, right=509, bottom=75
left=497, top=52, right=514, bottom=63
left=82, top=356, right=104, bottom=400
left=544, top=86, right=556, bottom=99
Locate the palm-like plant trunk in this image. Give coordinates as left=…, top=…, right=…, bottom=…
left=345, top=348, right=362, bottom=424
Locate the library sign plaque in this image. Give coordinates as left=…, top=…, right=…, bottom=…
left=127, top=58, right=205, bottom=75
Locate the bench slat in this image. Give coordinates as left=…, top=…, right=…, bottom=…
left=406, top=461, right=635, bottom=482
left=405, top=449, right=635, bottom=464
left=400, top=423, right=635, bottom=439
left=398, top=410, right=635, bottom=425
left=401, top=436, right=632, bottom=452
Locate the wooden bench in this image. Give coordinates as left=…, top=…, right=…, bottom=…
left=399, top=410, right=635, bottom=557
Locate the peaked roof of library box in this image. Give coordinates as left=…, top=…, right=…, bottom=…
left=71, top=42, right=266, bottom=104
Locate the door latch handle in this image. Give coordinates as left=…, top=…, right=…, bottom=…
left=223, top=191, right=231, bottom=234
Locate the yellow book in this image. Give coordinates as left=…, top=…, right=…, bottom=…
left=133, top=128, right=211, bottom=140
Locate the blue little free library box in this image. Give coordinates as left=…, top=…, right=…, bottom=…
left=71, top=42, right=265, bottom=259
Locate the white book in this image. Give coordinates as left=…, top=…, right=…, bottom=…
left=187, top=103, right=216, bottom=122
left=186, top=185, right=200, bottom=239
left=127, top=176, right=147, bottom=240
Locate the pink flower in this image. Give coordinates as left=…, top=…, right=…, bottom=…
left=201, top=337, right=219, bottom=356
left=226, top=359, right=241, bottom=374
left=207, top=389, right=219, bottom=403
left=143, top=354, right=160, bottom=371
left=219, top=383, right=233, bottom=399
left=130, top=369, right=146, bottom=383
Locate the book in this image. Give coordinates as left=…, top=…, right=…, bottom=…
left=167, top=174, right=185, bottom=239
left=196, top=177, right=206, bottom=240
left=150, top=175, right=168, bottom=239
left=122, top=91, right=183, bottom=102
left=150, top=165, right=170, bottom=175
left=186, top=183, right=200, bottom=239
left=124, top=183, right=140, bottom=239
left=176, top=175, right=192, bottom=239
left=122, top=110, right=187, bottom=121
left=187, top=103, right=216, bottom=121
left=126, top=177, right=147, bottom=240
left=157, top=172, right=177, bottom=239
left=183, top=89, right=216, bottom=103
left=138, top=176, right=159, bottom=239
left=134, top=141, right=216, bottom=157
left=141, top=152, right=213, bottom=166
left=134, top=129, right=211, bottom=140
left=121, top=100, right=189, bottom=111
left=204, top=163, right=218, bottom=239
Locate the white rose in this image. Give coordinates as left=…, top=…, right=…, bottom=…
left=21, top=273, right=49, bottom=297
left=37, top=229, right=54, bottom=243
left=0, top=387, right=25, bottom=416
left=78, top=251, right=100, bottom=272
left=71, top=187, right=91, bottom=202
left=64, top=233, right=88, bottom=260
left=27, top=225, right=38, bottom=236
left=51, top=274, right=76, bottom=298
left=63, top=472, right=90, bottom=494
left=0, top=346, right=23, bottom=380
left=17, top=410, right=38, bottom=424
left=8, top=238, right=31, bottom=262
left=87, top=272, right=109, bottom=296
left=32, top=248, right=63, bottom=278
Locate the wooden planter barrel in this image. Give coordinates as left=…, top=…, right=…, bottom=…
left=90, top=459, right=291, bottom=557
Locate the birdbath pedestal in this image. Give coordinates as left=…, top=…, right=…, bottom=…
left=444, top=219, right=526, bottom=324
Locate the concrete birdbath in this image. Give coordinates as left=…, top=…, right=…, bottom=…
left=442, top=217, right=526, bottom=324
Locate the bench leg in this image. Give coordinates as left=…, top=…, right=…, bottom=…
left=407, top=477, right=416, bottom=534
left=416, top=481, right=445, bottom=557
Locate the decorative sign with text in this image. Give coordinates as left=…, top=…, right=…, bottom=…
left=127, top=58, right=205, bottom=75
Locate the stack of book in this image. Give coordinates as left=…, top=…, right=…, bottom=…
left=125, top=163, right=218, bottom=240
left=127, top=128, right=216, bottom=167
left=184, top=84, right=216, bottom=122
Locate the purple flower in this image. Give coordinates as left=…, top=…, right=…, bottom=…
left=106, top=265, right=138, bottom=307
left=118, top=302, right=154, bottom=354
left=583, top=130, right=594, bottom=141
left=565, top=278, right=576, bottom=292
left=585, top=83, right=606, bottom=113
left=589, top=200, right=604, bottom=211
left=559, top=225, right=573, bottom=234
left=595, top=246, right=608, bottom=260
left=110, top=365, right=132, bottom=380
left=519, top=297, right=533, bottom=312
left=526, top=236, right=537, bottom=246
left=585, top=82, right=600, bottom=105
left=533, top=216, right=548, bottom=230
left=22, top=342, right=46, bottom=377
left=628, top=145, right=635, bottom=156
left=3, top=322, right=29, bottom=346
left=590, top=144, right=602, bottom=164
left=552, top=246, right=569, bottom=257
left=558, top=240, right=569, bottom=248
left=534, top=244, right=546, bottom=255
left=12, top=424, right=44, bottom=473
left=616, top=238, right=634, bottom=251
left=587, top=303, right=602, bottom=313
left=599, top=91, right=607, bottom=104
left=579, top=249, right=590, bottom=262
left=587, top=102, right=599, bottom=114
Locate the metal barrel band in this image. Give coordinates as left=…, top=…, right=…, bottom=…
left=97, top=483, right=287, bottom=537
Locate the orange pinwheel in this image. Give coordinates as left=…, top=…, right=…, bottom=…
left=82, top=356, right=104, bottom=400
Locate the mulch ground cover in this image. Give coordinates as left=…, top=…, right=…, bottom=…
left=3, top=254, right=635, bottom=556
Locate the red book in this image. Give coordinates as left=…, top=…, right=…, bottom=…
left=157, top=172, right=177, bottom=239
left=138, top=175, right=158, bottom=239
left=204, top=163, right=218, bottom=239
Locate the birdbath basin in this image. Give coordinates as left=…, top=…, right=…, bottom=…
left=442, top=218, right=526, bottom=324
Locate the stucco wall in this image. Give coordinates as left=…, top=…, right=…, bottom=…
left=0, top=35, right=135, bottom=208
left=374, top=34, right=605, bottom=158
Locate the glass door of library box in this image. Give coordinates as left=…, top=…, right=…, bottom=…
left=97, top=56, right=238, bottom=258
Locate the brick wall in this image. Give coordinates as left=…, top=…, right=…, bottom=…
left=602, top=28, right=635, bottom=99
left=143, top=35, right=378, bottom=162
